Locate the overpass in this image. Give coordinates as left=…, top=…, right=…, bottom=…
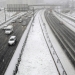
left=7, top=4, right=62, bottom=11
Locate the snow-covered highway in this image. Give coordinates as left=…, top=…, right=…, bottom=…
left=2, top=9, right=75, bottom=75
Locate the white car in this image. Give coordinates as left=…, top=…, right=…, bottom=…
left=8, top=36, right=16, bottom=45
left=5, top=25, right=13, bottom=34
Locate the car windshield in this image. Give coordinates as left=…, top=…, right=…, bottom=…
left=10, top=38, right=14, bottom=41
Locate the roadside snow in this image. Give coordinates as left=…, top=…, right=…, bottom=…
left=6, top=12, right=16, bottom=20
left=61, top=12, right=75, bottom=20
left=65, top=12, right=75, bottom=18
left=0, top=10, right=16, bottom=24
left=0, top=12, right=25, bottom=29
left=16, top=11, right=58, bottom=75
left=53, top=11, right=75, bottom=32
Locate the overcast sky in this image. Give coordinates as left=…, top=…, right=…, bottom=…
left=44, top=0, right=69, bottom=4
left=0, top=0, right=75, bottom=4
left=0, top=0, right=73, bottom=3
left=2, top=0, right=68, bottom=2
left=0, top=0, right=6, bottom=2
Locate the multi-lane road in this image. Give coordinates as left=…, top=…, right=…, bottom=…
left=1, top=9, right=75, bottom=75
left=44, top=10, right=75, bottom=67
left=0, top=13, right=32, bottom=75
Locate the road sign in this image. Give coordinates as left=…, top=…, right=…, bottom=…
left=7, top=4, right=29, bottom=12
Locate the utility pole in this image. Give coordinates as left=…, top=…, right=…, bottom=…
left=4, top=8, right=6, bottom=22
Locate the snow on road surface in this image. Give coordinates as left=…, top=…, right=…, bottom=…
left=16, top=11, right=58, bottom=75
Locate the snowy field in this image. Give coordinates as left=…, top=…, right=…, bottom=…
left=65, top=11, right=75, bottom=18
left=53, top=11, right=75, bottom=33
left=60, top=11, right=75, bottom=21
left=16, top=11, right=58, bottom=75
left=0, top=10, right=16, bottom=24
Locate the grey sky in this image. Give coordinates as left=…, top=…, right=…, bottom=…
left=44, top=0, right=68, bottom=4
left=0, top=0, right=6, bottom=2
left=0, top=0, right=67, bottom=3
left=0, top=0, right=75, bottom=5
left=0, top=0, right=75, bottom=8
left=0, top=0, right=72, bottom=3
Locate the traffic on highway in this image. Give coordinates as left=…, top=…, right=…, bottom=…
left=0, top=12, right=32, bottom=75
left=0, top=0, right=75, bottom=75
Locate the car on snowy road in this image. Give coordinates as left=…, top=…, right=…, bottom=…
left=8, top=36, right=16, bottom=45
